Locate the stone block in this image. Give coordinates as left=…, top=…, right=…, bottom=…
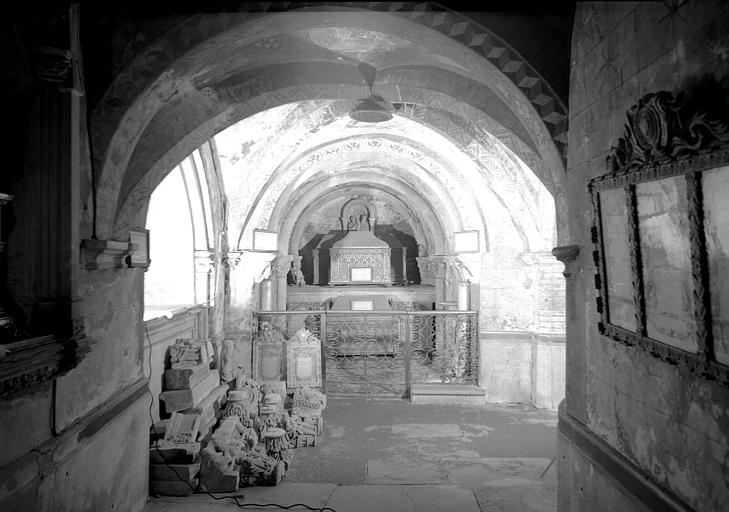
left=164, top=364, right=214, bottom=390
left=186, top=384, right=228, bottom=426
left=196, top=414, right=217, bottom=443
left=149, top=463, right=200, bottom=481
left=149, top=478, right=198, bottom=497
left=159, top=370, right=219, bottom=413
left=149, top=441, right=200, bottom=465
left=164, top=412, right=201, bottom=443
left=199, top=468, right=240, bottom=493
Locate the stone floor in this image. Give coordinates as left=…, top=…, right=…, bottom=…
left=144, top=397, right=557, bottom=512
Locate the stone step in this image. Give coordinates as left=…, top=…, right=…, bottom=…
left=410, top=383, right=486, bottom=404
left=410, top=383, right=485, bottom=396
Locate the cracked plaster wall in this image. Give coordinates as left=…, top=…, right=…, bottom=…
left=560, top=2, right=729, bottom=511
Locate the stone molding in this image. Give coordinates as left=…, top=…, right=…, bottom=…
left=558, top=403, right=694, bottom=512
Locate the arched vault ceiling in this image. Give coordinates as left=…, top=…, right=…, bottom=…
left=95, top=5, right=568, bottom=242
left=230, top=128, right=551, bottom=254
left=116, top=63, right=537, bottom=211
left=114, top=93, right=564, bottom=245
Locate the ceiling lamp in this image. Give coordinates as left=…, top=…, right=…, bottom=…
left=350, top=94, right=394, bottom=122
left=349, top=61, right=396, bottom=123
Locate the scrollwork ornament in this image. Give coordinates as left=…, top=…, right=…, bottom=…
left=607, top=91, right=729, bottom=173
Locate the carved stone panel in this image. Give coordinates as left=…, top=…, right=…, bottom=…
left=329, top=248, right=391, bottom=285
left=636, top=177, right=696, bottom=352
left=598, top=188, right=636, bottom=332
left=286, top=329, right=322, bottom=388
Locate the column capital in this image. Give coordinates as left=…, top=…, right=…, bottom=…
left=222, top=251, right=243, bottom=268
left=273, top=254, right=296, bottom=276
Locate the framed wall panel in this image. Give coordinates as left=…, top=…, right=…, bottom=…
left=588, top=90, right=729, bottom=385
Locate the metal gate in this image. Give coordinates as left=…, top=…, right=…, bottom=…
left=252, top=308, right=478, bottom=398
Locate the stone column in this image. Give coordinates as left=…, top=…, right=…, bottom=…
left=552, top=245, right=580, bottom=326
left=401, top=247, right=408, bottom=284
left=457, top=281, right=470, bottom=311
left=416, top=257, right=431, bottom=285
left=193, top=249, right=215, bottom=304
left=260, top=279, right=274, bottom=311
left=273, top=255, right=294, bottom=311
left=432, top=259, right=449, bottom=370
left=312, top=249, right=320, bottom=285
left=433, top=259, right=448, bottom=308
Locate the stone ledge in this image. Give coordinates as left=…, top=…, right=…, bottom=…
left=411, top=383, right=485, bottom=396
left=410, top=383, right=486, bottom=405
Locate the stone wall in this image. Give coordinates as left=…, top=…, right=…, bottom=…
left=560, top=2, right=729, bottom=511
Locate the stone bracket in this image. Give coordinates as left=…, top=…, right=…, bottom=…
left=80, top=239, right=135, bottom=270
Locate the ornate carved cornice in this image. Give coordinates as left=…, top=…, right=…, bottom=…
left=606, top=91, right=729, bottom=174
left=0, top=331, right=93, bottom=399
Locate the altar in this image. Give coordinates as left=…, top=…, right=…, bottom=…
left=327, top=199, right=392, bottom=286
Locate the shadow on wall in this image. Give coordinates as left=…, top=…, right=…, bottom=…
left=299, top=225, right=422, bottom=285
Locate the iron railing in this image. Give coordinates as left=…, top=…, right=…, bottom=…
left=252, top=309, right=478, bottom=398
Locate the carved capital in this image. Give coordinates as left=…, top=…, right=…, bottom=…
left=416, top=257, right=431, bottom=283
left=432, top=260, right=448, bottom=279
left=222, top=251, right=242, bottom=269
left=273, top=254, right=295, bottom=276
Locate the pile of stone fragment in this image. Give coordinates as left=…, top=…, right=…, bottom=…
left=149, top=338, right=326, bottom=496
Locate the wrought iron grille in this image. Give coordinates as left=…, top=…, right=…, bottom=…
left=252, top=309, right=478, bottom=397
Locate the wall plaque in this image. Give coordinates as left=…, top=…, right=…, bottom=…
left=286, top=328, right=322, bottom=388
left=588, top=89, right=729, bottom=385
left=350, top=268, right=372, bottom=282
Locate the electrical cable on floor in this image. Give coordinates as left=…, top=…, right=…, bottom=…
left=145, top=325, right=336, bottom=511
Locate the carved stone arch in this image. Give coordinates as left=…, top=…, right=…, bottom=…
left=92, top=3, right=567, bottom=171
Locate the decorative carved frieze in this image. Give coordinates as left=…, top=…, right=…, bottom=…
left=329, top=248, right=391, bottom=284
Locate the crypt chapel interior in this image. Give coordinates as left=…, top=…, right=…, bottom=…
left=1, top=1, right=728, bottom=511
